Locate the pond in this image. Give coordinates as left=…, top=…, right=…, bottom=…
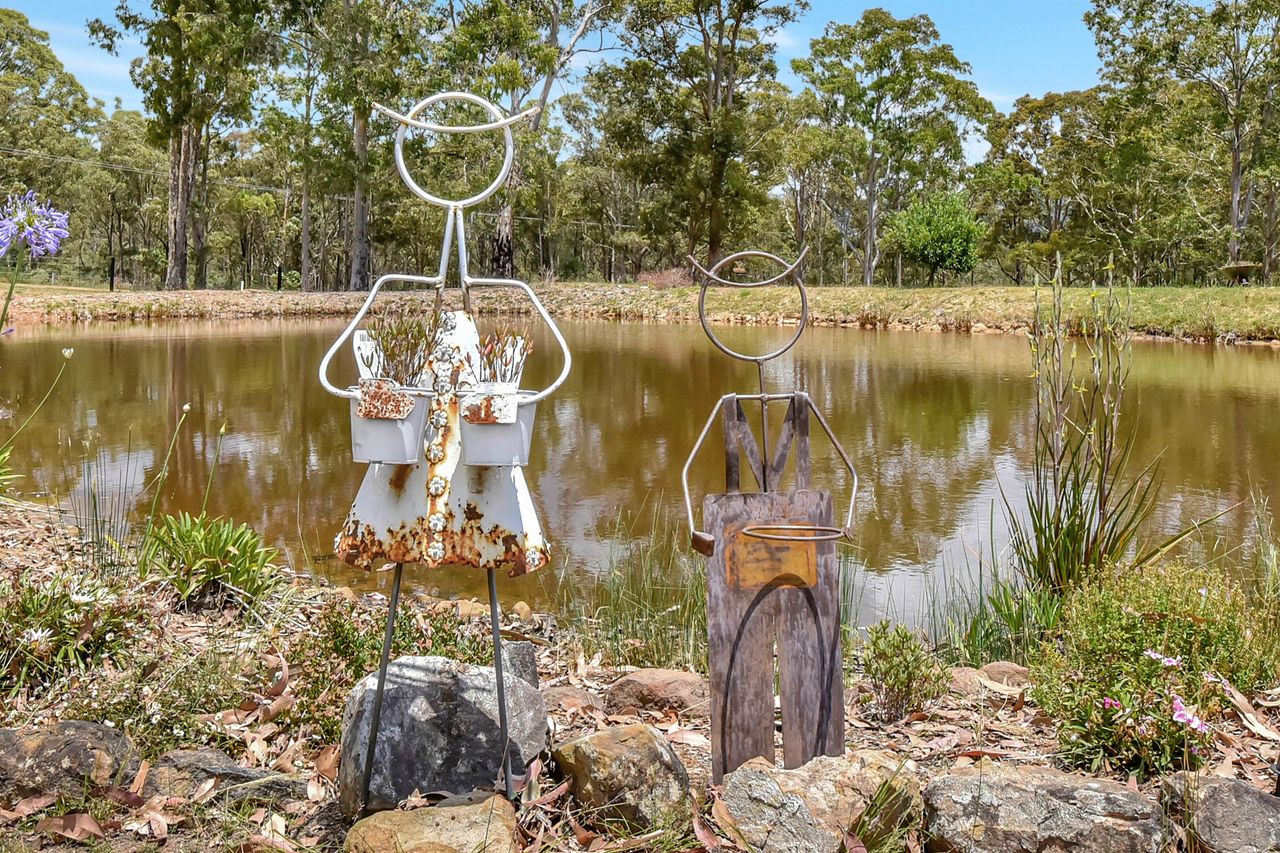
left=4, top=316, right=1277, bottom=623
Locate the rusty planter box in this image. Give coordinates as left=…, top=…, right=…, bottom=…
left=349, top=393, right=432, bottom=465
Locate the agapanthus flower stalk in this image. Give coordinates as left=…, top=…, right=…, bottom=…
left=0, top=191, right=70, bottom=338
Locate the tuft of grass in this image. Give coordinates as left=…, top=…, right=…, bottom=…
left=141, top=512, right=281, bottom=612
left=555, top=506, right=707, bottom=673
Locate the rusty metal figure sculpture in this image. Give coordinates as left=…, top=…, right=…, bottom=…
left=681, top=248, right=858, bottom=782
left=318, top=92, right=570, bottom=812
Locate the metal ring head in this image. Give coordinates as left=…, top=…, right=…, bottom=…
left=692, top=248, right=810, bottom=364
left=392, top=92, right=515, bottom=209
left=740, top=522, right=849, bottom=543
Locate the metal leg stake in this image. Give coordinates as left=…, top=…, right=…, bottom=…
left=360, top=561, right=404, bottom=816
left=487, top=567, right=516, bottom=799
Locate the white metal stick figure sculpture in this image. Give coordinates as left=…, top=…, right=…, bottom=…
left=318, top=92, right=571, bottom=813
left=681, top=248, right=858, bottom=782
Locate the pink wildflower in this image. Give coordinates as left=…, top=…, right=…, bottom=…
left=1102, top=697, right=1122, bottom=711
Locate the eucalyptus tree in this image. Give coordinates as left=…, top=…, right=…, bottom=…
left=793, top=9, right=991, bottom=286
left=0, top=10, right=100, bottom=202
left=1087, top=0, right=1280, bottom=266
left=90, top=0, right=278, bottom=290
left=602, top=0, right=804, bottom=265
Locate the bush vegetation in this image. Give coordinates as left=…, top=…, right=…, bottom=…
left=142, top=511, right=281, bottom=611
left=1031, top=562, right=1280, bottom=776
left=862, top=620, right=948, bottom=722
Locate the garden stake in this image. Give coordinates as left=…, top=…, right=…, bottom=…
left=681, top=247, right=860, bottom=783
left=360, top=561, right=403, bottom=816
left=319, top=91, right=571, bottom=808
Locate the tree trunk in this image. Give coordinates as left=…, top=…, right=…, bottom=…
left=1229, top=124, right=1245, bottom=264
left=164, top=124, right=196, bottom=291
left=861, top=150, right=879, bottom=287
left=493, top=206, right=514, bottom=277
left=192, top=124, right=212, bottom=290
left=348, top=106, right=371, bottom=291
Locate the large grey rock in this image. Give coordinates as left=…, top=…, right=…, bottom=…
left=144, top=748, right=305, bottom=805
left=338, top=656, right=548, bottom=819
left=345, top=791, right=518, bottom=853
left=0, top=721, right=137, bottom=802
left=1162, top=772, right=1280, bottom=853
left=605, top=669, right=709, bottom=717
left=923, top=762, right=1164, bottom=852
left=501, top=641, right=538, bottom=689
left=552, top=723, right=689, bottom=830
left=722, top=752, right=922, bottom=853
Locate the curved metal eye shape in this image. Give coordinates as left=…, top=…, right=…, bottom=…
left=692, top=248, right=810, bottom=364
left=390, top=92, right=517, bottom=209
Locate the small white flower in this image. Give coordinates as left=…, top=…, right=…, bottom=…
left=22, top=627, right=53, bottom=647
left=61, top=347, right=74, bottom=359
left=428, top=513, right=446, bottom=532
left=182, top=403, right=191, bottom=413
left=428, top=476, right=447, bottom=497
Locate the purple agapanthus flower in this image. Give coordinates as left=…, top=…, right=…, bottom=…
left=0, top=191, right=69, bottom=259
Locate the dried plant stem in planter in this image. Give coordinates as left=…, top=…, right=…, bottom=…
left=361, top=303, right=442, bottom=387
left=468, top=326, right=532, bottom=384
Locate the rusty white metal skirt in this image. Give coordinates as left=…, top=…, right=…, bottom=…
left=336, top=311, right=549, bottom=576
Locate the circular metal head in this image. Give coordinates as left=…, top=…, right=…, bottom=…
left=380, top=92, right=532, bottom=210
left=691, top=248, right=810, bottom=364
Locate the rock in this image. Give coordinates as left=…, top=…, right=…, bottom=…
left=501, top=641, right=538, bottom=689
left=979, top=661, right=1030, bottom=688
left=338, top=656, right=547, bottom=819
left=542, top=685, right=603, bottom=712
left=345, top=791, right=518, bottom=853
left=605, top=669, right=709, bottom=717
left=511, top=601, right=533, bottom=623
left=144, top=748, right=305, bottom=805
left=923, top=762, right=1163, bottom=852
left=1161, top=772, right=1280, bottom=853
left=721, top=752, right=922, bottom=853
left=0, top=721, right=137, bottom=802
left=552, top=723, right=689, bottom=830
left=947, top=667, right=984, bottom=696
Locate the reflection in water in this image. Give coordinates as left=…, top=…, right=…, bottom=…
left=4, top=318, right=1278, bottom=624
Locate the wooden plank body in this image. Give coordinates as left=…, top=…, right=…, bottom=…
left=704, top=488, right=843, bottom=782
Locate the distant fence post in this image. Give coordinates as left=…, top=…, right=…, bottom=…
left=107, top=257, right=115, bottom=292
left=277, top=264, right=283, bottom=291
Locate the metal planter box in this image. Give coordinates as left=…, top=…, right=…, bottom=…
left=349, top=392, right=432, bottom=465
left=460, top=384, right=536, bottom=467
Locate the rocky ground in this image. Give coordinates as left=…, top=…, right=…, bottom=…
left=2, top=505, right=1280, bottom=851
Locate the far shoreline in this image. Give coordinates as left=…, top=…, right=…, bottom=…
left=8, top=282, right=1280, bottom=346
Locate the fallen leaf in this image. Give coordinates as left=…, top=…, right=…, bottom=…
left=0, top=792, right=55, bottom=823
left=314, top=744, right=339, bottom=782
left=666, top=729, right=712, bottom=748
left=36, top=813, right=106, bottom=841
left=526, top=779, right=571, bottom=807
left=569, top=814, right=598, bottom=847
left=842, top=831, right=869, bottom=853
left=693, top=813, right=722, bottom=850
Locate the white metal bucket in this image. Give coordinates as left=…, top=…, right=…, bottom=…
left=460, top=386, right=536, bottom=467
left=349, top=393, right=431, bottom=465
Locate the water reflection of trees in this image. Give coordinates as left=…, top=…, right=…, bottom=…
left=5, top=320, right=1280, bottom=611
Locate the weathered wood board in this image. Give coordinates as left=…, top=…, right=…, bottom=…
left=703, top=488, right=843, bottom=782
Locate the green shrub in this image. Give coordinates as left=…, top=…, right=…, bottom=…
left=142, top=512, right=280, bottom=610
left=862, top=620, right=947, bottom=722
left=1032, top=562, right=1279, bottom=777
left=0, top=570, right=146, bottom=694
left=286, top=597, right=491, bottom=743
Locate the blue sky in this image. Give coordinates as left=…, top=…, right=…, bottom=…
left=9, top=0, right=1101, bottom=116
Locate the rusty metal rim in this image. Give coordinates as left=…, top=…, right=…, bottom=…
left=740, top=523, right=849, bottom=542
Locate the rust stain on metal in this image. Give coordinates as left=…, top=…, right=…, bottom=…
left=726, top=519, right=817, bottom=590
left=355, top=378, right=415, bottom=420
left=464, top=502, right=483, bottom=522
left=461, top=395, right=501, bottom=424
left=388, top=464, right=413, bottom=498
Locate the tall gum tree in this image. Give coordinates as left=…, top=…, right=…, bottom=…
left=1087, top=0, right=1280, bottom=266
left=91, top=0, right=274, bottom=290
left=792, top=9, right=990, bottom=286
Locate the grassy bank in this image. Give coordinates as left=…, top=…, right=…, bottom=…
left=9, top=282, right=1280, bottom=342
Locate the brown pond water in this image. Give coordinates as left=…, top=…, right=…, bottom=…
left=3, top=317, right=1277, bottom=623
